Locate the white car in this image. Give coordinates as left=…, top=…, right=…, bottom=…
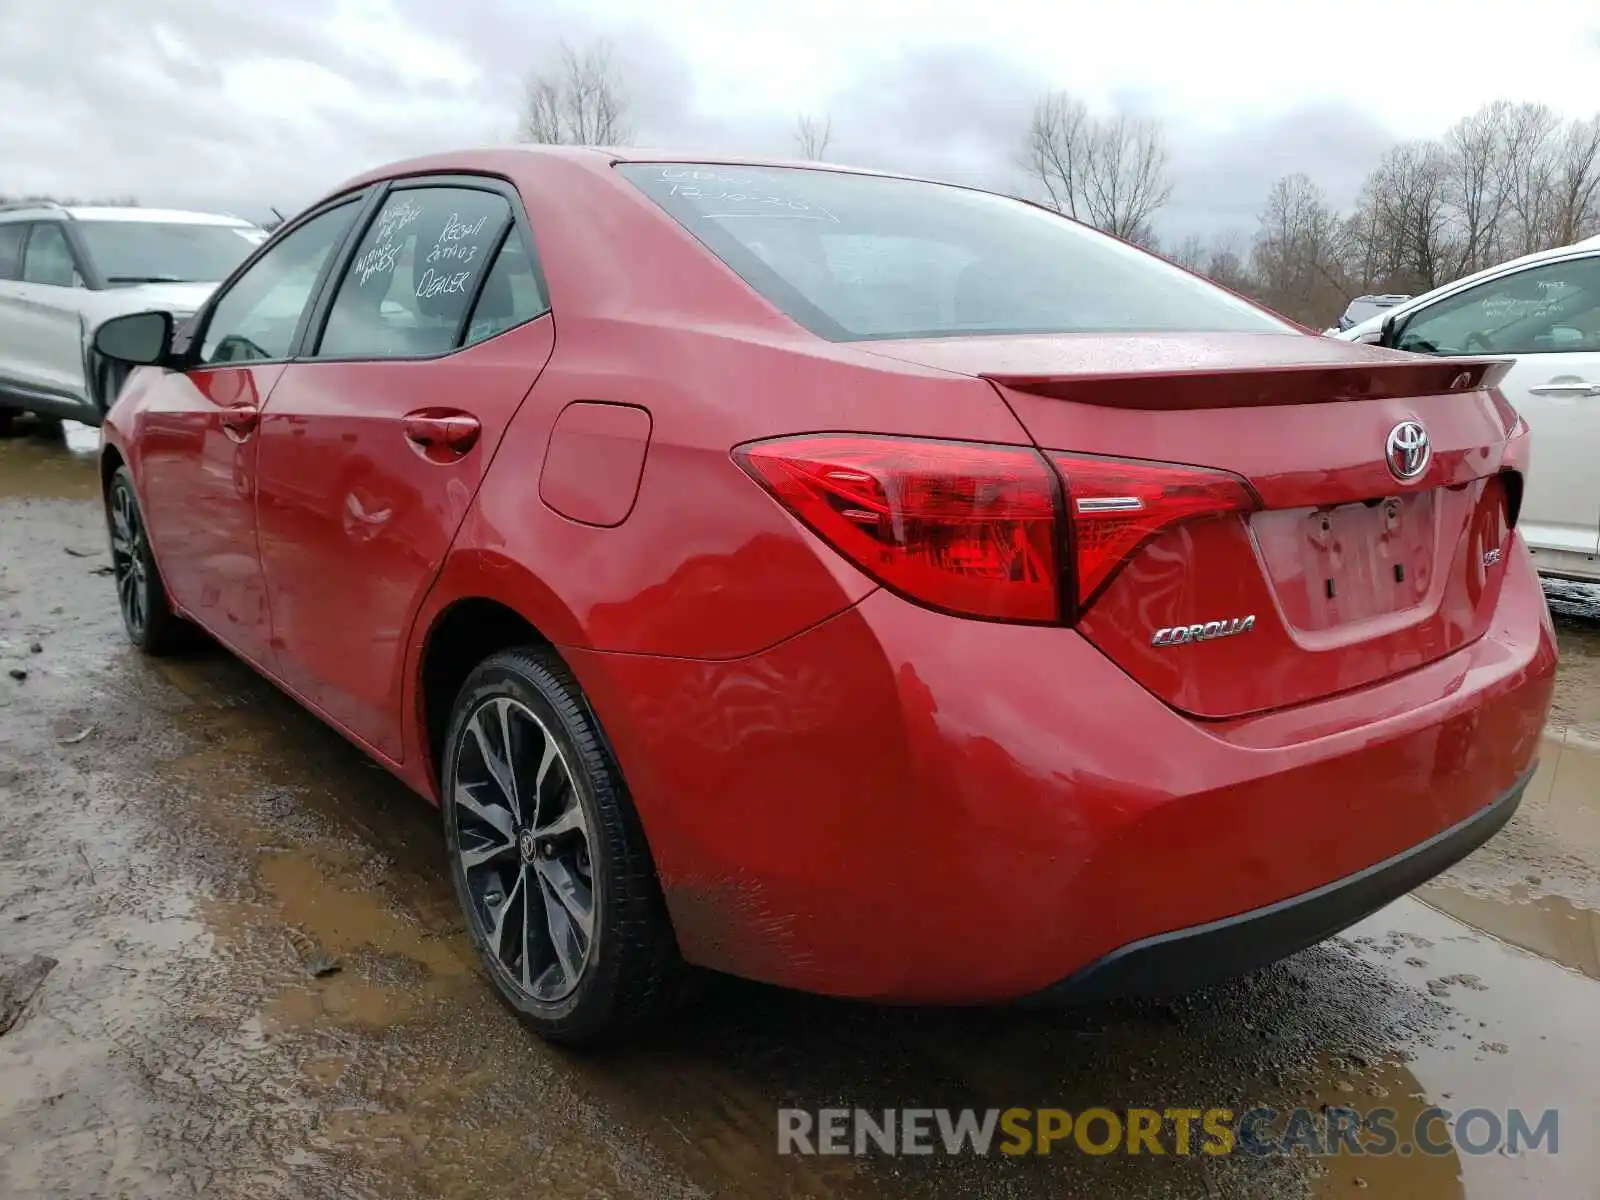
left=1335, top=235, right=1600, bottom=584
left=0, top=203, right=267, bottom=429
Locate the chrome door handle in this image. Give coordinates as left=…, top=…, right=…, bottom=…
left=1527, top=382, right=1600, bottom=396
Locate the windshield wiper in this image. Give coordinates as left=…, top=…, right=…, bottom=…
left=105, top=274, right=196, bottom=284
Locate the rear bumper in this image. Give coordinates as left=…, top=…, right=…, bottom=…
left=565, top=537, right=1557, bottom=1003
left=1031, top=762, right=1532, bottom=1002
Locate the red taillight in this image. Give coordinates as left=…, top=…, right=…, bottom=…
left=1049, top=452, right=1259, bottom=609
left=734, top=435, right=1061, bottom=622
left=735, top=435, right=1258, bottom=624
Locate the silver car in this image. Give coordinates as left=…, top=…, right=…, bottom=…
left=1322, top=293, right=1410, bottom=335
left=0, top=202, right=267, bottom=430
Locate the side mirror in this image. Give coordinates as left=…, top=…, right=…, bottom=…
left=94, top=310, right=174, bottom=366
left=1378, top=312, right=1400, bottom=349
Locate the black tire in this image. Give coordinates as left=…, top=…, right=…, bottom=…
left=0, top=409, right=15, bottom=437
left=441, top=647, right=683, bottom=1045
left=105, top=465, right=190, bottom=655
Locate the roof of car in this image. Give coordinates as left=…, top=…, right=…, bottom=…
left=66, top=207, right=260, bottom=226
left=0, top=203, right=259, bottom=227
left=329, top=144, right=931, bottom=198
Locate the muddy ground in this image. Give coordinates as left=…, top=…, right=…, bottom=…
left=1, top=417, right=1597, bottom=1199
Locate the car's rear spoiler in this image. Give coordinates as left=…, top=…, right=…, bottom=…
left=982, top=358, right=1515, bottom=411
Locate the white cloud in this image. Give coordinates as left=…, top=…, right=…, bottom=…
left=3, top=0, right=1596, bottom=238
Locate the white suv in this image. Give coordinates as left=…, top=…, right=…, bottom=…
left=0, top=202, right=267, bottom=429
left=1335, top=235, right=1600, bottom=584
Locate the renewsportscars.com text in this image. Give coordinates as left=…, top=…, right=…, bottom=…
left=778, top=1105, right=1559, bottom=1158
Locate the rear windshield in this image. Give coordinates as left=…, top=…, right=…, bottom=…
left=617, top=163, right=1288, bottom=342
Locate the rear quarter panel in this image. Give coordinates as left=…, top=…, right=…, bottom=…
left=446, top=155, right=1033, bottom=660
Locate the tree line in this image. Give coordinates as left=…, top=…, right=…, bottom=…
left=519, top=42, right=1600, bottom=327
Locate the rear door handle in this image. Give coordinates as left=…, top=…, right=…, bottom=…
left=219, top=403, right=259, bottom=437
left=1527, top=382, right=1600, bottom=396
left=403, top=411, right=481, bottom=459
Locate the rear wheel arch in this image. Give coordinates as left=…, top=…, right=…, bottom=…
left=419, top=597, right=549, bottom=791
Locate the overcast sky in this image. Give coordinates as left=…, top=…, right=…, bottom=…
left=4, top=0, right=1598, bottom=243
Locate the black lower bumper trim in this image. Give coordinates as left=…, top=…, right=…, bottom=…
left=1032, top=764, right=1533, bottom=1003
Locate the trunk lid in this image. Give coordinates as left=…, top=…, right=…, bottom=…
left=865, top=332, right=1522, bottom=719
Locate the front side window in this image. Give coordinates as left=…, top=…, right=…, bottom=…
left=317, top=187, right=514, bottom=359
left=21, top=223, right=81, bottom=287
left=200, top=202, right=359, bottom=365
left=0, top=224, right=24, bottom=280
left=76, top=220, right=264, bottom=286
left=1398, top=257, right=1600, bottom=356
left=617, top=163, right=1289, bottom=341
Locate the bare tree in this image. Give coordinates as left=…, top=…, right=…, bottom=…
left=1081, top=114, right=1172, bottom=246
left=1348, top=141, right=1455, bottom=293
left=1501, top=102, right=1562, bottom=254
left=1443, top=102, right=1513, bottom=275
left=1026, top=92, right=1599, bottom=319
left=1550, top=114, right=1600, bottom=245
left=1251, top=174, right=1352, bottom=323
left=519, top=41, right=631, bottom=146
left=1024, top=93, right=1093, bottom=220
left=1201, top=233, right=1255, bottom=296
left=1022, top=94, right=1172, bottom=247
left=794, top=113, right=833, bottom=161
left=1169, top=233, right=1209, bottom=272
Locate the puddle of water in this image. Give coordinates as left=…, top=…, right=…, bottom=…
left=1336, top=898, right=1600, bottom=1200
left=1304, top=1055, right=1466, bottom=1198
left=1522, top=729, right=1600, bottom=827
left=1418, top=884, right=1600, bottom=981
left=1550, top=599, right=1600, bottom=743
left=0, top=419, right=99, bottom=499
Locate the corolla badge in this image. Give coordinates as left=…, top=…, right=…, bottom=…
left=1386, top=420, right=1431, bottom=481
left=1151, top=615, right=1257, bottom=647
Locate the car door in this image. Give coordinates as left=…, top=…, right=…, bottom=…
left=136, top=197, right=366, bottom=669
left=0, top=222, right=29, bottom=397
left=253, top=180, right=553, bottom=759
left=1394, top=252, right=1600, bottom=564
left=11, top=221, right=93, bottom=408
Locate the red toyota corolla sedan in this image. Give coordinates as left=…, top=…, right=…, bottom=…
left=93, top=148, right=1556, bottom=1044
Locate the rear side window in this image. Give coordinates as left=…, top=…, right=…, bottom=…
left=22, top=223, right=80, bottom=286
left=618, top=163, right=1287, bottom=341
left=0, top=223, right=24, bottom=280
left=317, top=187, right=513, bottom=359
left=462, top=225, right=548, bottom=346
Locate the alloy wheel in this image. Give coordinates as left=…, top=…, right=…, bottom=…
left=109, top=482, right=149, bottom=638
left=452, top=697, right=595, bottom=1003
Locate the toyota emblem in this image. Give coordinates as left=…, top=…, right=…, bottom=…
left=1385, top=420, right=1430, bottom=481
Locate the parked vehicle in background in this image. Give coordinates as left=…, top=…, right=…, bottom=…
left=1323, top=293, right=1410, bottom=335
left=93, top=148, right=1553, bottom=1045
left=1336, top=234, right=1600, bottom=583
left=0, top=202, right=267, bottom=430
